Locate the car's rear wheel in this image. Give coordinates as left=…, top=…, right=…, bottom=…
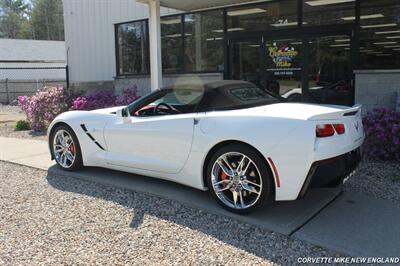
left=287, top=93, right=302, bottom=102
left=206, top=144, right=273, bottom=214
left=51, top=125, right=83, bottom=171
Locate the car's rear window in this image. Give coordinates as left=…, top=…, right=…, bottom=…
left=229, top=86, right=271, bottom=102
left=204, top=85, right=280, bottom=111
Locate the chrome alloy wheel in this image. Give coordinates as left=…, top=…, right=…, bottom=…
left=53, top=129, right=76, bottom=168
left=211, top=152, right=263, bottom=210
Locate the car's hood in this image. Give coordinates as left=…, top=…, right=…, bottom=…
left=90, top=106, right=125, bottom=114
left=236, top=103, right=361, bottom=120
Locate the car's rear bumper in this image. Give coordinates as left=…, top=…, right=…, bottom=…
left=299, top=148, right=361, bottom=198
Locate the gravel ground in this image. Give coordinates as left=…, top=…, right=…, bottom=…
left=0, top=161, right=340, bottom=265
left=0, top=104, right=47, bottom=141
left=343, top=159, right=400, bottom=203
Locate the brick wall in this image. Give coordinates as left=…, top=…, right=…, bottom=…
left=355, top=70, right=399, bottom=115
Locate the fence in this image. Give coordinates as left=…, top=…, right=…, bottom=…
left=0, top=66, right=68, bottom=104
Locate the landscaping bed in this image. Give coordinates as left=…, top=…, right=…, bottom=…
left=0, top=104, right=46, bottom=140
left=343, top=159, right=400, bottom=204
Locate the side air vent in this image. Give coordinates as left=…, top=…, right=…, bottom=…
left=343, top=110, right=358, bottom=116
left=80, top=124, right=105, bottom=150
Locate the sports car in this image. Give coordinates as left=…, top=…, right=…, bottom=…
left=47, top=80, right=364, bottom=213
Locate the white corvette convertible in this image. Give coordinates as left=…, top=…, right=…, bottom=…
left=48, top=80, right=364, bottom=213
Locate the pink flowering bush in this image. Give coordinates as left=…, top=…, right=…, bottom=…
left=71, top=85, right=139, bottom=110
left=17, top=85, right=139, bottom=132
left=362, top=108, right=400, bottom=161
left=115, top=85, right=139, bottom=105
left=71, top=90, right=116, bottom=111
left=18, top=86, right=69, bottom=132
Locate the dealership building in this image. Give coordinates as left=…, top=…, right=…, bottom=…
left=62, top=0, right=400, bottom=113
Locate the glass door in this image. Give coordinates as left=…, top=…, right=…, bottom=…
left=306, top=34, right=353, bottom=106
left=228, top=32, right=354, bottom=106
left=229, top=39, right=264, bottom=89
left=264, top=38, right=303, bottom=98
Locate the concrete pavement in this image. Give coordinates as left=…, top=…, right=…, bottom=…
left=0, top=136, right=52, bottom=169
left=1, top=136, right=400, bottom=257
left=294, top=193, right=400, bottom=257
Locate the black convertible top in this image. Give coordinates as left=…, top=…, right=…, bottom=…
left=161, top=80, right=254, bottom=92
left=128, top=80, right=281, bottom=114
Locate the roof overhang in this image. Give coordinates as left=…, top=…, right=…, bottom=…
left=137, top=0, right=265, bottom=12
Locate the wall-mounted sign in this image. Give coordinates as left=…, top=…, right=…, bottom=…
left=268, top=45, right=298, bottom=68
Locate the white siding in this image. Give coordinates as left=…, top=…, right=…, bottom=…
left=63, top=0, right=178, bottom=83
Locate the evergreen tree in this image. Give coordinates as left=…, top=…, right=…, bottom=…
left=0, top=0, right=64, bottom=40
left=0, top=0, right=32, bottom=39
left=31, top=0, right=64, bottom=41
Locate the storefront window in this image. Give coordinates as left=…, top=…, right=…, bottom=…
left=230, top=40, right=262, bottom=87
left=116, top=20, right=148, bottom=75
left=226, top=1, right=298, bottom=32
left=303, top=0, right=355, bottom=26
left=307, top=35, right=352, bottom=106
left=161, top=15, right=183, bottom=73
left=184, top=11, right=224, bottom=72
left=359, top=0, right=400, bottom=69
left=265, top=39, right=302, bottom=98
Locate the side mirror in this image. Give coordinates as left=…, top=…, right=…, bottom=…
left=116, top=107, right=131, bottom=123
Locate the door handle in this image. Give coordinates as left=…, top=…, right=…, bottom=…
left=193, top=118, right=200, bottom=125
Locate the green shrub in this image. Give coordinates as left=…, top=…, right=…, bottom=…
left=15, top=120, right=30, bottom=131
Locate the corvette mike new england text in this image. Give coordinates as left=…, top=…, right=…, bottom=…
left=297, top=256, right=400, bottom=264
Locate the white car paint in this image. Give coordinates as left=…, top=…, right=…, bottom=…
left=47, top=102, right=364, bottom=201
left=281, top=86, right=324, bottom=99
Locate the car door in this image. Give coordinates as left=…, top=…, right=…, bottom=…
left=103, top=88, right=202, bottom=174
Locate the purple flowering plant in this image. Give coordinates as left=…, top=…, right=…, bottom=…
left=71, top=89, right=116, bottom=111
left=71, top=85, right=139, bottom=111
left=362, top=108, right=400, bottom=161
left=18, top=84, right=139, bottom=132
left=115, top=85, right=139, bottom=106
left=18, top=86, right=69, bottom=131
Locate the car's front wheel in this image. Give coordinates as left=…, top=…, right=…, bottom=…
left=50, top=125, right=83, bottom=171
left=206, top=144, right=274, bottom=214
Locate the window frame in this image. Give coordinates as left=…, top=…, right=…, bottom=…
left=114, top=19, right=150, bottom=77
left=114, top=0, right=400, bottom=77
left=356, top=0, right=400, bottom=70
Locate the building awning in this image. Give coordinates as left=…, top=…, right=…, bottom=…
left=138, top=0, right=263, bottom=11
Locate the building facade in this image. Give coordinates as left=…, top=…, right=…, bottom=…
left=0, top=39, right=66, bottom=103
left=63, top=0, right=400, bottom=113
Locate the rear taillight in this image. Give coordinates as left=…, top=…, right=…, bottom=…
left=333, top=124, right=345, bottom=134
left=316, top=124, right=335, bottom=137
left=316, top=123, right=345, bottom=137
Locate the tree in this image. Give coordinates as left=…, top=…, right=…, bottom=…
left=30, top=0, right=64, bottom=41
left=0, top=0, right=32, bottom=39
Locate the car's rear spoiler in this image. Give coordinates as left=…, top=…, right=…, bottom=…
left=308, top=104, right=362, bottom=121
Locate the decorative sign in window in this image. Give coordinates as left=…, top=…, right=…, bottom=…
left=268, top=45, right=298, bottom=68
left=267, top=44, right=301, bottom=76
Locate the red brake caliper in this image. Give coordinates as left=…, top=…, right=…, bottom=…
left=220, top=169, right=229, bottom=188
left=69, top=143, right=75, bottom=156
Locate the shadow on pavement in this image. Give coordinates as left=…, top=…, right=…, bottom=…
left=45, top=165, right=342, bottom=260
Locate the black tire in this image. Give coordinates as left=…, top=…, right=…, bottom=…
left=50, top=124, right=83, bottom=171
left=287, top=93, right=302, bottom=102
left=206, top=143, right=274, bottom=214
